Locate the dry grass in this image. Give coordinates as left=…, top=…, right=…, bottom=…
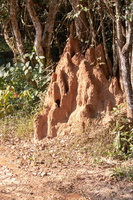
left=0, top=112, right=34, bottom=141
left=32, top=118, right=116, bottom=168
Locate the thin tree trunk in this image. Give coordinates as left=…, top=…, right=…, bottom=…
left=112, top=21, right=118, bottom=76
left=3, top=20, right=18, bottom=62
left=120, top=52, right=133, bottom=118
left=26, top=0, right=44, bottom=57
left=131, top=45, right=133, bottom=90
left=103, top=0, right=115, bottom=21
left=115, top=0, right=125, bottom=89
left=9, top=0, right=25, bottom=62
left=115, top=0, right=133, bottom=118
left=98, top=0, right=112, bottom=75
left=69, top=0, right=89, bottom=43
left=88, top=0, right=96, bottom=46
left=42, top=0, right=62, bottom=66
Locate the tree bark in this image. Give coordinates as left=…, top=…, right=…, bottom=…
left=26, top=0, right=44, bottom=57
left=120, top=51, right=133, bottom=118
left=98, top=0, right=112, bottom=75
left=131, top=45, right=133, bottom=90
left=115, top=0, right=133, bottom=118
left=42, top=0, right=62, bottom=66
left=9, top=0, right=25, bottom=62
left=112, top=21, right=118, bottom=76
left=69, top=0, right=89, bottom=43
left=88, top=0, right=96, bottom=46
left=3, top=20, right=18, bottom=62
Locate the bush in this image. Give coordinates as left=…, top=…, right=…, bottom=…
left=111, top=104, right=133, bottom=159
left=0, top=52, right=53, bottom=117
left=0, top=86, right=37, bottom=118
left=0, top=111, right=34, bottom=140
left=111, top=166, right=133, bottom=180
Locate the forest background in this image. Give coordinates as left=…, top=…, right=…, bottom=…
left=0, top=1, right=132, bottom=182
left=0, top=0, right=133, bottom=119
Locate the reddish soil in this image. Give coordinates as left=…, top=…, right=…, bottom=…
left=0, top=36, right=132, bottom=200
left=0, top=135, right=133, bottom=200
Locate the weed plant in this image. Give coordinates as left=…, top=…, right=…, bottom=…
left=0, top=51, right=53, bottom=118
left=0, top=51, right=53, bottom=141
left=111, top=166, right=133, bottom=180
left=111, top=104, right=133, bottom=159
left=0, top=111, right=34, bottom=141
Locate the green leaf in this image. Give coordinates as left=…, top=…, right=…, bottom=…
left=3, top=71, right=9, bottom=78
left=24, top=69, right=29, bottom=75
left=38, top=56, right=45, bottom=60
left=119, top=125, right=125, bottom=130
left=24, top=53, right=30, bottom=58
left=25, top=61, right=30, bottom=68
left=10, top=67, right=14, bottom=72
left=23, top=65, right=27, bottom=71
left=6, top=62, right=11, bottom=69
left=30, top=52, right=35, bottom=60
left=0, top=71, right=4, bottom=77
left=17, top=62, right=24, bottom=67
left=99, top=62, right=105, bottom=65
left=28, top=66, right=32, bottom=71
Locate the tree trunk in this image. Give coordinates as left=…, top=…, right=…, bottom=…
left=131, top=45, right=133, bottom=90
left=69, top=0, right=89, bottom=43
left=3, top=20, right=18, bottom=62
left=112, top=21, right=118, bottom=76
left=42, top=0, right=62, bottom=66
left=88, top=0, right=96, bottom=46
left=26, top=0, right=44, bottom=57
left=115, top=0, right=133, bottom=119
left=9, top=0, right=25, bottom=62
left=120, top=51, right=133, bottom=118
left=98, top=0, right=112, bottom=76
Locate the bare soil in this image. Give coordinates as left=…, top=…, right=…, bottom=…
left=0, top=131, right=133, bottom=200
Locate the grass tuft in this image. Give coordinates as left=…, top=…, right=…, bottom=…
left=110, top=166, right=133, bottom=180
left=0, top=111, right=34, bottom=141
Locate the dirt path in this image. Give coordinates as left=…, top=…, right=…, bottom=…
left=0, top=138, right=133, bottom=200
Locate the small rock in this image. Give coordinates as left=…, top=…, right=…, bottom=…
left=32, top=172, right=37, bottom=176
left=40, top=171, right=47, bottom=177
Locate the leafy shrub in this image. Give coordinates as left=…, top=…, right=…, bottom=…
left=0, top=86, right=15, bottom=117
left=0, top=112, right=34, bottom=140
left=110, top=166, right=133, bottom=180
left=111, top=104, right=133, bottom=159
left=0, top=86, right=36, bottom=118
left=0, top=51, right=53, bottom=117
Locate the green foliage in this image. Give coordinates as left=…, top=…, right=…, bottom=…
left=110, top=166, right=133, bottom=181
left=111, top=105, right=133, bottom=159
left=0, top=86, right=15, bottom=117
left=0, top=85, right=36, bottom=118
left=0, top=1, right=9, bottom=23
left=111, top=103, right=126, bottom=115
left=0, top=51, right=52, bottom=117
left=0, top=112, right=34, bottom=140
left=0, top=37, right=11, bottom=52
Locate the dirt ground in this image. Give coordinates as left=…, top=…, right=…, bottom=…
left=0, top=135, right=133, bottom=200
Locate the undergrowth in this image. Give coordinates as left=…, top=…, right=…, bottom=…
left=0, top=111, right=34, bottom=140
left=69, top=119, right=114, bottom=158
left=110, top=104, right=133, bottom=160
left=110, top=166, right=133, bottom=180
left=0, top=52, right=53, bottom=118
left=0, top=101, right=133, bottom=181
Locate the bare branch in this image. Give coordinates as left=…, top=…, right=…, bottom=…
left=103, top=0, right=115, bottom=21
